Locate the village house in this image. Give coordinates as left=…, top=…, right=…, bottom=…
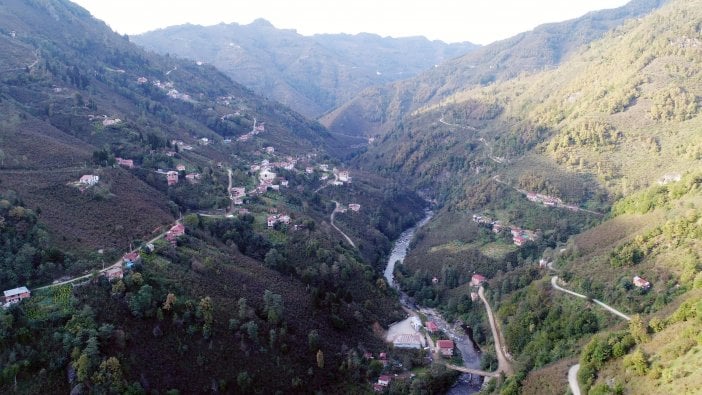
left=122, top=252, right=141, bottom=268
left=492, top=221, right=504, bottom=233
left=319, top=164, right=329, bottom=172
left=267, top=215, right=278, bottom=228
left=185, top=173, right=201, bottom=183
left=259, top=169, right=277, bottom=183
left=633, top=276, right=651, bottom=290
left=165, top=223, right=185, bottom=245
left=3, top=286, right=30, bottom=307
left=265, top=146, right=275, bottom=154
left=79, top=174, right=99, bottom=186
left=437, top=340, right=454, bottom=357
left=306, top=166, right=314, bottom=174
left=377, top=375, right=392, bottom=387
left=176, top=164, right=186, bottom=172
left=338, top=170, right=351, bottom=182
left=410, top=316, right=421, bottom=331
left=198, top=137, right=210, bottom=145
left=104, top=265, right=123, bottom=281
left=166, top=171, right=179, bottom=186
left=471, top=274, right=486, bottom=286
left=349, top=204, right=361, bottom=212
left=137, top=77, right=148, bottom=84
left=255, top=123, right=265, bottom=132
left=102, top=118, right=121, bottom=127
left=115, top=157, right=134, bottom=169
left=514, top=235, right=527, bottom=246
left=471, top=292, right=479, bottom=301
left=393, top=334, right=422, bottom=349
left=320, top=174, right=329, bottom=181
left=281, top=179, right=289, bottom=187
left=426, top=321, right=439, bottom=333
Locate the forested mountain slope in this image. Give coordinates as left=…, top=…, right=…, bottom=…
left=133, top=20, right=477, bottom=118
left=321, top=0, right=668, bottom=137
left=0, top=1, right=425, bottom=393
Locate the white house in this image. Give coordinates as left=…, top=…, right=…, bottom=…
left=259, top=170, right=277, bottom=183
left=393, top=334, right=422, bottom=349
left=3, top=286, right=30, bottom=307
left=79, top=175, right=99, bottom=186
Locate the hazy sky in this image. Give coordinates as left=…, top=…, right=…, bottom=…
left=71, top=0, right=631, bottom=45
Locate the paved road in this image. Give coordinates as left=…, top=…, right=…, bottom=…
left=478, top=286, right=514, bottom=375
left=568, top=364, right=581, bottom=395
left=550, top=277, right=631, bottom=321
left=330, top=201, right=356, bottom=248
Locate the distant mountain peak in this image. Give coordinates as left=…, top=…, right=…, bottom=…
left=249, top=18, right=275, bottom=28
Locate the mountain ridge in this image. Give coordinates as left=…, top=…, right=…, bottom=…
left=132, top=19, right=478, bottom=118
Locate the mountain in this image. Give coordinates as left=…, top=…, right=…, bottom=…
left=357, top=0, right=702, bottom=393
left=132, top=20, right=478, bottom=118
left=0, top=1, right=427, bottom=393
left=321, top=0, right=669, bottom=137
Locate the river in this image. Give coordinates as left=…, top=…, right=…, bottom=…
left=384, top=210, right=484, bottom=394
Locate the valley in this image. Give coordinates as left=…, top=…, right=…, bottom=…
left=1, top=0, right=702, bottom=394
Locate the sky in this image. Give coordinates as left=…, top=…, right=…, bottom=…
left=70, top=0, right=631, bottom=45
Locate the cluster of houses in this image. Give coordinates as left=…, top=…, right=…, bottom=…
left=471, top=215, right=539, bottom=246
left=237, top=120, right=265, bottom=142
left=155, top=165, right=201, bottom=186
left=525, top=192, right=579, bottom=212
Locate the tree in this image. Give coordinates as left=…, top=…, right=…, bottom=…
left=629, top=314, right=649, bottom=344
left=92, top=357, right=125, bottom=393
left=316, top=350, right=325, bottom=369
left=199, top=297, right=214, bottom=338
left=237, top=371, right=252, bottom=391
left=263, top=290, right=284, bottom=325
left=308, top=330, right=320, bottom=351
left=162, top=293, right=177, bottom=311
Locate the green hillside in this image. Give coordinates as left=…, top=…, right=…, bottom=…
left=133, top=20, right=477, bottom=118
left=321, top=0, right=668, bottom=137
left=350, top=0, right=702, bottom=393
left=0, top=0, right=428, bottom=393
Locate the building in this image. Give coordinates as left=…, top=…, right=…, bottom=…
left=633, top=276, right=651, bottom=290
left=349, top=204, right=361, bottom=212
left=102, top=118, right=121, bottom=127
left=104, top=266, right=123, bottom=281
left=471, top=292, right=479, bottom=301
left=471, top=274, right=486, bottom=286
left=393, top=334, right=422, bottom=349
left=185, top=173, right=201, bottom=183
left=513, top=235, right=527, bottom=246
left=166, top=171, right=179, bottom=186
left=176, top=164, right=186, bottom=172
left=377, top=375, right=392, bottom=387
left=410, top=316, right=421, bottom=331
left=165, top=223, right=185, bottom=245
left=3, top=286, right=30, bottom=306
left=115, top=157, right=134, bottom=168
left=79, top=175, right=99, bottom=186
left=306, top=167, right=314, bottom=174
left=265, top=146, right=275, bottom=154
left=338, top=170, right=350, bottom=182
left=437, top=340, right=454, bottom=357
left=492, top=221, right=504, bottom=233
left=426, top=321, right=439, bottom=333
left=259, top=169, right=277, bottom=183
left=137, top=77, right=148, bottom=84
left=267, top=215, right=278, bottom=228
left=122, top=252, right=141, bottom=268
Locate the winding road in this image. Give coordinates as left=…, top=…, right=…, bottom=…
left=478, top=286, right=514, bottom=375
left=33, top=219, right=181, bottom=291
left=330, top=201, right=356, bottom=248
left=550, top=276, right=631, bottom=321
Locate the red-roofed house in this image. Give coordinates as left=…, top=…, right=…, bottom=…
left=471, top=274, right=486, bottom=286
left=633, top=276, right=651, bottom=290
left=437, top=340, right=454, bottom=357
left=426, top=321, right=439, bottom=333
left=104, top=266, right=123, bottom=281
left=122, top=252, right=141, bottom=267
left=115, top=157, right=134, bottom=168
left=165, top=223, right=185, bottom=245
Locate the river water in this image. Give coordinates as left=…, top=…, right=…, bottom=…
left=384, top=210, right=483, bottom=394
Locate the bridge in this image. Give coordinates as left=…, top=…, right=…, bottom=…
left=443, top=363, right=500, bottom=378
